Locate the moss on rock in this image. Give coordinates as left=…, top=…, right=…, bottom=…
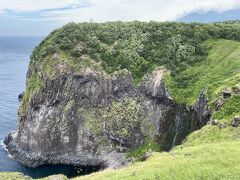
left=19, top=71, right=43, bottom=115
left=85, top=98, right=155, bottom=149
left=127, top=140, right=162, bottom=160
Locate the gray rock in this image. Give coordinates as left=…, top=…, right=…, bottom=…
left=232, top=116, right=240, bottom=127
left=215, top=99, right=224, bottom=110
left=222, top=88, right=232, bottom=99
left=18, top=92, right=24, bottom=102
left=220, top=123, right=227, bottom=129
left=194, top=91, right=211, bottom=126
left=5, top=67, right=210, bottom=168
left=210, top=119, right=219, bottom=126
left=104, top=151, right=130, bottom=169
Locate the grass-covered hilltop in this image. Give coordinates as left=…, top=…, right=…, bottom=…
left=26, top=21, right=240, bottom=109
left=4, top=21, right=240, bottom=180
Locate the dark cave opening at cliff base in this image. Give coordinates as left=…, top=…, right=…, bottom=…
left=23, top=164, right=101, bottom=179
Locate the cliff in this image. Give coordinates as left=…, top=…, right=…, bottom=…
left=4, top=66, right=209, bottom=168
left=4, top=22, right=240, bottom=170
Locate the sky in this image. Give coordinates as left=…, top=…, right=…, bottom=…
left=1, top=0, right=240, bottom=36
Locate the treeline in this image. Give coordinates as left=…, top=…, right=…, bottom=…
left=31, top=21, right=240, bottom=82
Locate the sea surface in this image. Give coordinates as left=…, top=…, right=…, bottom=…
left=0, top=37, right=83, bottom=178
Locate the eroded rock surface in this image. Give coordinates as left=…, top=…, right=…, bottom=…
left=5, top=67, right=210, bottom=168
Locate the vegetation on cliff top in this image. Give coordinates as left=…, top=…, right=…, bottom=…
left=164, top=39, right=240, bottom=141
left=30, top=21, right=240, bottom=83
left=165, top=39, right=240, bottom=106
left=21, top=21, right=240, bottom=114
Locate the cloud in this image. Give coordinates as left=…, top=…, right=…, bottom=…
left=1, top=0, right=240, bottom=36
left=59, top=0, right=240, bottom=22
left=0, top=0, right=89, bottom=12
left=1, top=0, right=240, bottom=23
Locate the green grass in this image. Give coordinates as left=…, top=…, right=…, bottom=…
left=212, top=95, right=240, bottom=122
left=0, top=172, right=28, bottom=180
left=127, top=140, right=162, bottom=160
left=20, top=72, right=43, bottom=114
left=75, top=141, right=240, bottom=180
left=0, top=173, right=67, bottom=180
left=183, top=125, right=240, bottom=147
left=165, top=39, right=240, bottom=106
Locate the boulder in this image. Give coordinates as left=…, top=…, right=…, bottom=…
left=215, top=99, right=224, bottom=110
left=104, top=151, right=130, bottom=169
left=210, top=119, right=219, bottom=126
left=232, top=116, right=240, bottom=127
left=222, top=88, right=232, bottom=99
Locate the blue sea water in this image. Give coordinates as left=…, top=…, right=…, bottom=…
left=0, top=37, right=87, bottom=178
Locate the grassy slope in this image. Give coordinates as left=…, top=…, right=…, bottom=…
left=165, top=39, right=240, bottom=107
left=75, top=141, right=240, bottom=180
left=164, top=39, right=240, bottom=136
left=183, top=125, right=240, bottom=146
left=73, top=39, right=240, bottom=180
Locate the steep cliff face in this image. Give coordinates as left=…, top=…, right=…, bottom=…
left=8, top=22, right=238, bottom=169
left=5, top=65, right=210, bottom=168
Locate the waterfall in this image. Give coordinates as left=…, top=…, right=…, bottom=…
left=171, top=108, right=181, bottom=149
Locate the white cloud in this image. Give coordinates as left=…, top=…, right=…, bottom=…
left=0, top=0, right=82, bottom=12
left=1, top=0, right=240, bottom=22
left=54, top=0, right=240, bottom=22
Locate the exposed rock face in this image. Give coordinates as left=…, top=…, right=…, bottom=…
left=5, top=67, right=210, bottom=168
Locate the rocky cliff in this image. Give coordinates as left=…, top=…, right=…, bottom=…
left=5, top=22, right=229, bottom=169
left=4, top=65, right=210, bottom=168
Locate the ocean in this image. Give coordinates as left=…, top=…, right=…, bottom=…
left=0, top=37, right=82, bottom=178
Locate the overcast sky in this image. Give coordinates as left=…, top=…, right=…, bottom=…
left=1, top=0, right=240, bottom=36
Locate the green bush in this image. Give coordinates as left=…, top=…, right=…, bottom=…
left=30, top=21, right=240, bottom=83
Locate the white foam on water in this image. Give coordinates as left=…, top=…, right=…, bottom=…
left=7, top=153, right=13, bottom=159
left=0, top=140, right=6, bottom=149
left=0, top=139, right=13, bottom=159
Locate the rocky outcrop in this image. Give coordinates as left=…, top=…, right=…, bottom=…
left=5, top=66, right=210, bottom=168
